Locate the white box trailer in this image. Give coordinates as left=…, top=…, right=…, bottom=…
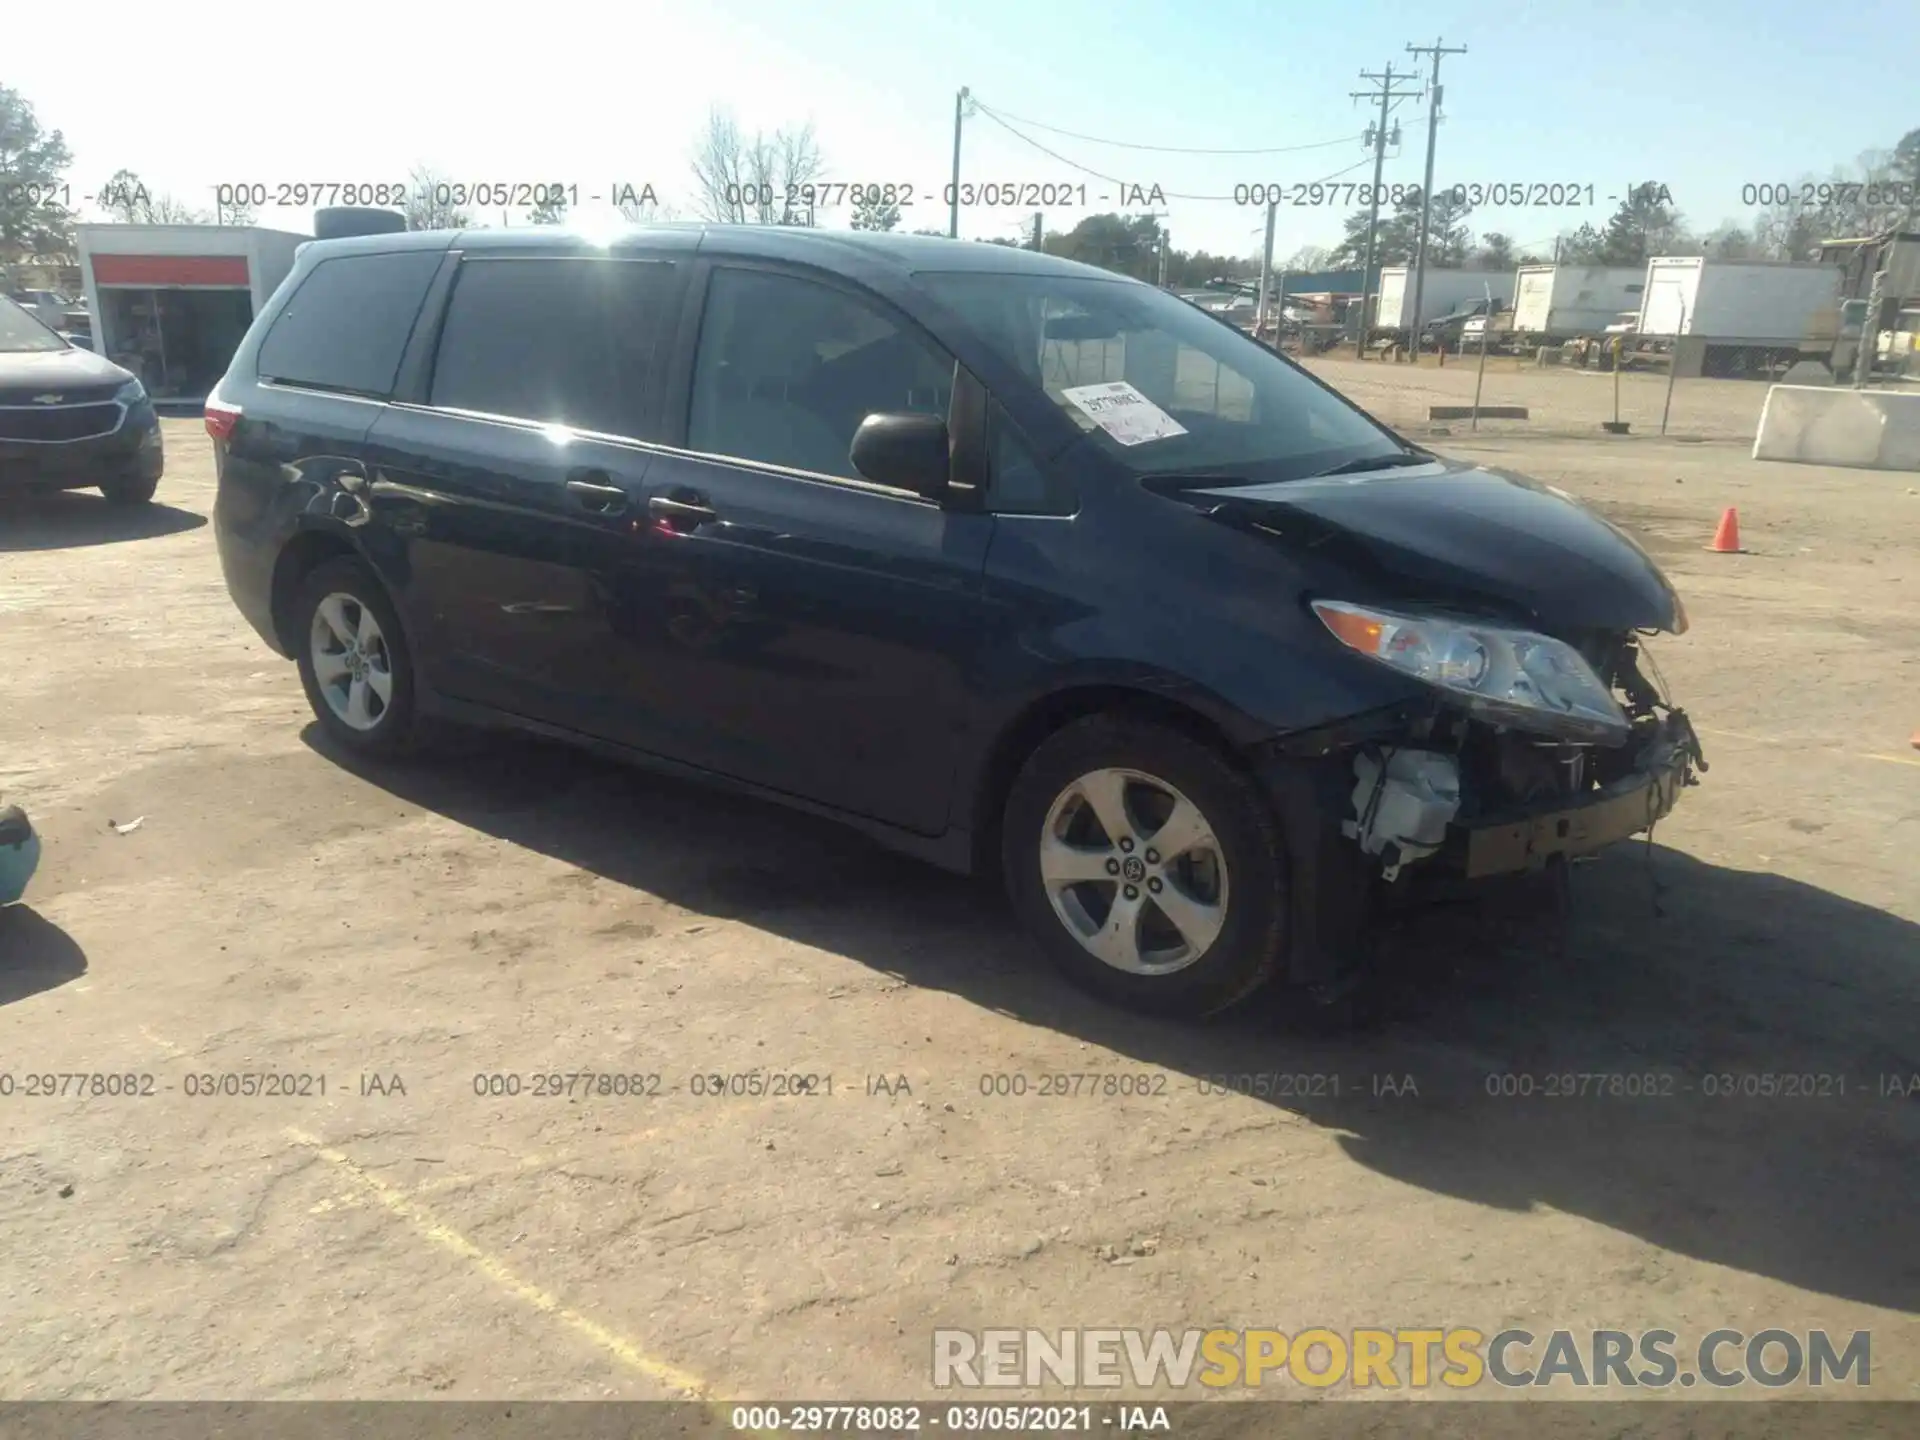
left=1637, top=257, right=1842, bottom=345
left=1375, top=266, right=1513, bottom=331
left=1511, top=264, right=1646, bottom=340
left=1634, top=257, right=1845, bottom=378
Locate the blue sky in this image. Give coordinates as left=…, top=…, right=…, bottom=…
left=15, top=0, right=1920, bottom=260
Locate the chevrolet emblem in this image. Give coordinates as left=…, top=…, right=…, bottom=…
left=32, top=394, right=63, bottom=405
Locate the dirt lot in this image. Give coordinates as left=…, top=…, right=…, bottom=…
left=2, top=396, right=1917, bottom=1417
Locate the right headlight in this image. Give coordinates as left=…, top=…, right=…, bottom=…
left=1312, top=600, right=1630, bottom=745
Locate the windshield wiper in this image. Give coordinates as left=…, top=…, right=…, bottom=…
left=1309, top=452, right=1433, bottom=478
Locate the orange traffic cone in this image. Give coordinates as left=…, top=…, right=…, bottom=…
left=1706, top=507, right=1744, bottom=553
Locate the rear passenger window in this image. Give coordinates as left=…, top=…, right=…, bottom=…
left=257, top=251, right=442, bottom=397
left=688, top=268, right=955, bottom=482
left=429, top=257, right=679, bottom=439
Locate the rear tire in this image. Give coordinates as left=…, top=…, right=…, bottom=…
left=292, top=556, right=421, bottom=759
left=100, top=475, right=158, bottom=505
left=1001, top=713, right=1288, bottom=1019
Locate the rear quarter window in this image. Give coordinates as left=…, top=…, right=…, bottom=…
left=255, top=251, right=442, bottom=396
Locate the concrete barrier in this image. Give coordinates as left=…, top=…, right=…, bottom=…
left=1753, top=384, right=1920, bottom=470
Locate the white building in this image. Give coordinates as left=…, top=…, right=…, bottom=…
left=76, top=224, right=308, bottom=401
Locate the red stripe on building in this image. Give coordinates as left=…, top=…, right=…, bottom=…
left=91, top=254, right=251, bottom=286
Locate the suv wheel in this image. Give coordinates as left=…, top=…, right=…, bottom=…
left=293, top=557, right=419, bottom=757
left=100, top=475, right=159, bottom=505
left=1002, top=713, right=1288, bottom=1018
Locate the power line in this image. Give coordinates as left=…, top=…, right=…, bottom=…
left=973, top=103, right=1376, bottom=202
left=969, top=99, right=1365, bottom=156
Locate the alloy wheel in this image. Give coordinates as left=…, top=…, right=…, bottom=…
left=1038, top=767, right=1230, bottom=975
left=309, top=592, right=394, bottom=732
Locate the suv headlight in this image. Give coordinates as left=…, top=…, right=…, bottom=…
left=1313, top=600, right=1630, bottom=744
left=114, top=377, right=147, bottom=405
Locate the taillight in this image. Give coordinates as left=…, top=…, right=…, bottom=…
left=205, top=395, right=242, bottom=442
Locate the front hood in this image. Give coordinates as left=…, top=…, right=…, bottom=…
left=0, top=345, right=132, bottom=403
left=1190, top=459, right=1682, bottom=633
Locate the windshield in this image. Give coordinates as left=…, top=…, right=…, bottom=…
left=917, top=270, right=1407, bottom=482
left=0, top=296, right=69, bottom=353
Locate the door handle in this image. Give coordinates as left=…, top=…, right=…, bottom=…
left=647, top=492, right=717, bottom=531
left=566, top=472, right=629, bottom=515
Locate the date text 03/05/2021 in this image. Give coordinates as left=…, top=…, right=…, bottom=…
left=727, top=1403, right=1172, bottom=1434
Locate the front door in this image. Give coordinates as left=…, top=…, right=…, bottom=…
left=581, top=263, right=995, bottom=837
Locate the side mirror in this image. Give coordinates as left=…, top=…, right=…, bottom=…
left=849, top=413, right=950, bottom=498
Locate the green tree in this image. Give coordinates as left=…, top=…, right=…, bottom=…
left=850, top=192, right=901, bottom=231
left=528, top=190, right=568, bottom=225
left=1556, top=222, right=1605, bottom=264
left=1327, top=186, right=1474, bottom=270
left=0, top=87, right=74, bottom=277
left=1591, top=182, right=1683, bottom=265
left=1699, top=220, right=1755, bottom=260
left=1475, top=232, right=1515, bottom=270
left=1041, top=212, right=1166, bottom=281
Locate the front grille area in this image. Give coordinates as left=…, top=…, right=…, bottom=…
left=0, top=382, right=121, bottom=407
left=0, top=403, right=123, bottom=443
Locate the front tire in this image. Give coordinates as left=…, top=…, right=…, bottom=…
left=293, top=556, right=420, bottom=758
left=100, top=475, right=159, bottom=505
left=1001, top=713, right=1288, bottom=1019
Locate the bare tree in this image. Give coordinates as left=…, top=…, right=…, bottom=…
left=403, top=165, right=471, bottom=232
left=756, top=123, right=824, bottom=226
left=1281, top=243, right=1332, bottom=271
left=690, top=110, right=752, bottom=223
left=150, top=193, right=211, bottom=224
left=617, top=192, right=679, bottom=223
left=691, top=109, right=825, bottom=225
left=97, top=168, right=208, bottom=224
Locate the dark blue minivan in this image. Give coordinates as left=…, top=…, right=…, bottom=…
left=209, top=223, right=1702, bottom=1018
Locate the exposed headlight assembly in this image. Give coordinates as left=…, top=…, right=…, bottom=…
left=1313, top=600, right=1630, bottom=745
left=113, top=377, right=148, bottom=405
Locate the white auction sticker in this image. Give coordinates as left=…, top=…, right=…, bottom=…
left=1059, top=381, right=1188, bottom=447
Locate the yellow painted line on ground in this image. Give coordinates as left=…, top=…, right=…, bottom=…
left=1695, top=725, right=1920, bottom=769
left=139, top=1027, right=188, bottom=1058
left=285, top=1126, right=713, bottom=1398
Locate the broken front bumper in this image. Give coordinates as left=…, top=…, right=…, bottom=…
left=1452, top=713, right=1704, bottom=878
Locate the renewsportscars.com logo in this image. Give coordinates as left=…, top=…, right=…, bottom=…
left=932, top=1327, right=1872, bottom=1391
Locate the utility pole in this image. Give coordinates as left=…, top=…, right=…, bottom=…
left=1158, top=231, right=1170, bottom=287
left=1256, top=198, right=1278, bottom=334
left=949, top=86, right=971, bottom=239
left=1855, top=266, right=1887, bottom=389
left=1406, top=37, right=1467, bottom=362
left=1350, top=64, right=1422, bottom=347
left=1031, top=212, right=1043, bottom=250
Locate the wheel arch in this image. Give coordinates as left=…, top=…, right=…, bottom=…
left=966, top=683, right=1264, bottom=878
left=268, top=521, right=420, bottom=661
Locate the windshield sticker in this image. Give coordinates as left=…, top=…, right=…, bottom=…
left=1059, top=381, right=1188, bottom=447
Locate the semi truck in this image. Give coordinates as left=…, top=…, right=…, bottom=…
left=1633, top=257, right=1844, bottom=378
left=1374, top=266, right=1514, bottom=334
left=1815, top=230, right=1920, bottom=380
left=1510, top=264, right=1646, bottom=344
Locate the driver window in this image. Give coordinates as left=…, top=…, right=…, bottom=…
left=688, top=268, right=955, bottom=481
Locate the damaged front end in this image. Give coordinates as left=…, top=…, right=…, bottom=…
left=1339, top=633, right=1706, bottom=883
left=1256, top=625, right=1706, bottom=999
